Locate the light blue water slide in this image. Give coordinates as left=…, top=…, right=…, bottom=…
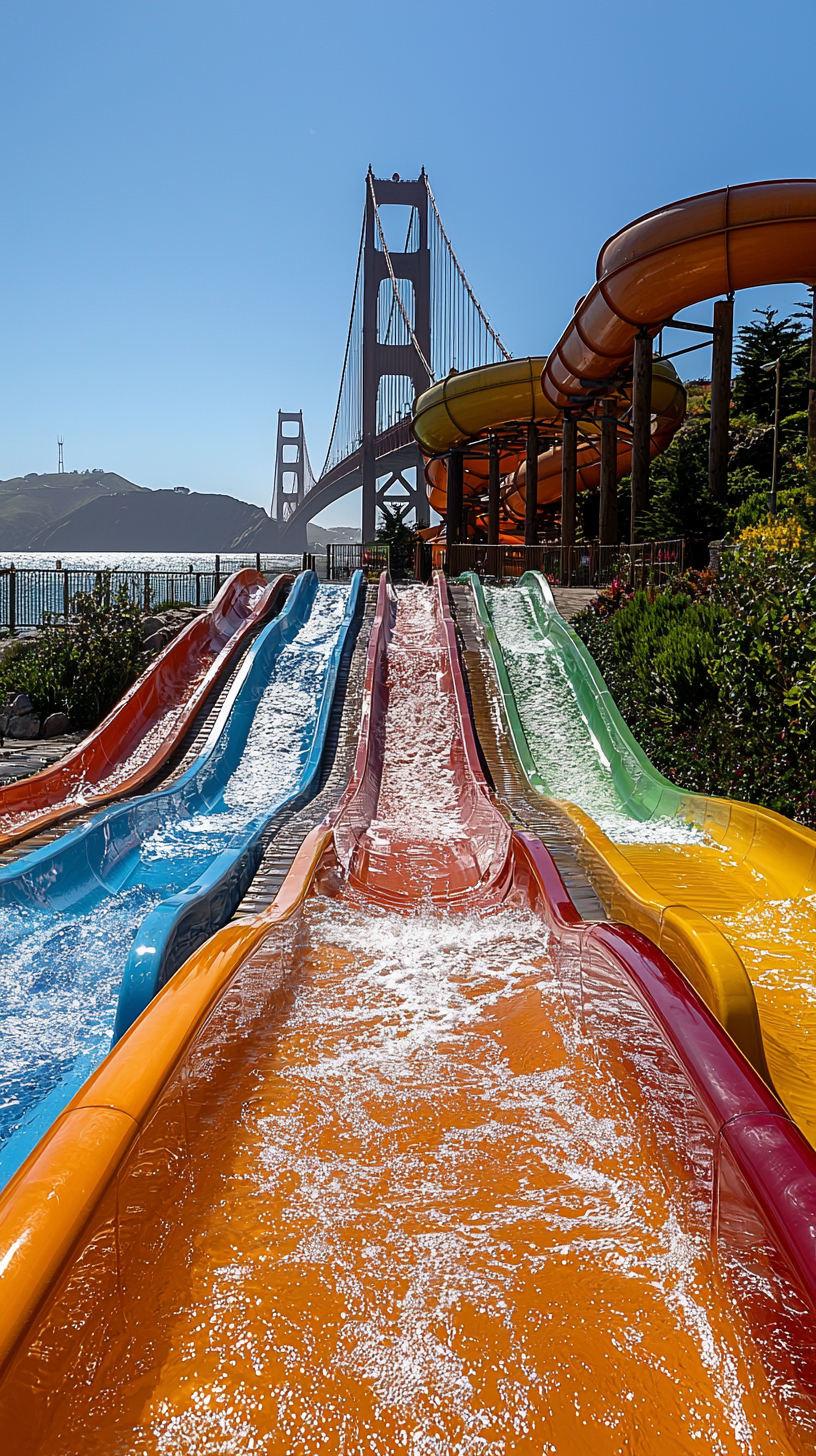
left=0, top=570, right=364, bottom=1186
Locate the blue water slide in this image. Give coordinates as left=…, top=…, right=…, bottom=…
left=0, top=571, right=364, bottom=1186
left=112, top=569, right=365, bottom=1039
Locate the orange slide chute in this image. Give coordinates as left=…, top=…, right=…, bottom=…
left=543, top=178, right=816, bottom=409
left=4, top=577, right=816, bottom=1446
left=415, top=177, right=816, bottom=536
left=0, top=568, right=289, bottom=853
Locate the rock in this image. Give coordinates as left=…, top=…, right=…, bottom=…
left=8, top=693, right=33, bottom=716
left=7, top=715, right=39, bottom=739
left=42, top=712, right=70, bottom=738
left=141, top=616, right=162, bottom=640
left=143, top=631, right=166, bottom=654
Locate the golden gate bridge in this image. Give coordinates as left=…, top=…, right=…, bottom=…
left=270, top=169, right=509, bottom=550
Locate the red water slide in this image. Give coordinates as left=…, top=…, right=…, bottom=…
left=0, top=569, right=289, bottom=853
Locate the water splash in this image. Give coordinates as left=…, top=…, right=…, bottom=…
left=486, top=584, right=704, bottom=846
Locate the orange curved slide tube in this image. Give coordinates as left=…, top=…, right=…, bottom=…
left=543, top=177, right=816, bottom=409
left=0, top=569, right=289, bottom=852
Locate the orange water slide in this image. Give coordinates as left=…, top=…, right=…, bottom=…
left=0, top=568, right=288, bottom=853
left=4, top=578, right=816, bottom=1447
left=416, top=178, right=816, bottom=534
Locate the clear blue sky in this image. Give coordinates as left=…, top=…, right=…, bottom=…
left=0, top=0, right=813, bottom=526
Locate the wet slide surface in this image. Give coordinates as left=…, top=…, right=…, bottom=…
left=483, top=576, right=816, bottom=1147
left=6, top=582, right=815, bottom=1453
left=0, top=581, right=350, bottom=1185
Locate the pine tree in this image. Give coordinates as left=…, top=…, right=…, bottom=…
left=732, top=307, right=812, bottom=422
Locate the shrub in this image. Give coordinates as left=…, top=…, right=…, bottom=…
left=0, top=583, right=147, bottom=729
left=573, top=543, right=816, bottom=827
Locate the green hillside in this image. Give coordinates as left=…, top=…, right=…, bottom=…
left=0, top=471, right=147, bottom=550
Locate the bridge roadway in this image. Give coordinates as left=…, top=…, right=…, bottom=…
left=276, top=420, right=426, bottom=551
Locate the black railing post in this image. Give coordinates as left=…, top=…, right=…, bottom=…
left=9, top=565, right=16, bottom=636
left=63, top=569, right=69, bottom=619
left=215, top=554, right=221, bottom=593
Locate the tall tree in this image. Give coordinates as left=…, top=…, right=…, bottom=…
left=732, top=307, right=812, bottom=421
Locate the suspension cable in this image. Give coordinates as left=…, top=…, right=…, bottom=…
left=424, top=174, right=511, bottom=361
left=320, top=210, right=366, bottom=478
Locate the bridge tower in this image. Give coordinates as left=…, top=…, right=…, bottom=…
left=361, top=170, right=431, bottom=540
left=272, top=410, right=308, bottom=526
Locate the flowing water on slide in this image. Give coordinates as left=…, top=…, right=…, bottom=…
left=485, top=583, right=816, bottom=1151
left=484, top=583, right=703, bottom=846
left=16, top=586, right=809, bottom=1454
left=0, top=584, right=349, bottom=1168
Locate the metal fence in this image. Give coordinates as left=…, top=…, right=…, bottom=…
left=326, top=543, right=390, bottom=582
left=445, top=540, right=685, bottom=590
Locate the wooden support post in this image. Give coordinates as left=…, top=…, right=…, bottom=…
left=447, top=450, right=463, bottom=546
left=561, top=414, right=577, bottom=550
left=630, top=330, right=653, bottom=541
left=809, top=285, right=816, bottom=472
left=488, top=434, right=500, bottom=545
left=599, top=399, right=618, bottom=545
left=709, top=297, right=734, bottom=499
left=525, top=421, right=538, bottom=546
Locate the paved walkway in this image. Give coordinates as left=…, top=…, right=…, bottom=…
left=550, top=586, right=596, bottom=621
left=0, top=733, right=85, bottom=785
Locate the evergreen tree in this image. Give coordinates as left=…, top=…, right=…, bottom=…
left=732, top=307, right=812, bottom=422
left=375, top=503, right=420, bottom=578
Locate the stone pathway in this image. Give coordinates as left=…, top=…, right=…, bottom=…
left=0, top=734, right=86, bottom=785
left=550, top=586, right=597, bottom=621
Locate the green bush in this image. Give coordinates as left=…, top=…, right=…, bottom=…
left=573, top=546, right=816, bottom=827
left=0, top=583, right=147, bottom=730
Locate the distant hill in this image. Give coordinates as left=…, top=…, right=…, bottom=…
left=0, top=470, right=360, bottom=552
left=26, top=487, right=276, bottom=552
left=0, top=471, right=148, bottom=549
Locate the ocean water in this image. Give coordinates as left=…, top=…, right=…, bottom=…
left=0, top=550, right=301, bottom=573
